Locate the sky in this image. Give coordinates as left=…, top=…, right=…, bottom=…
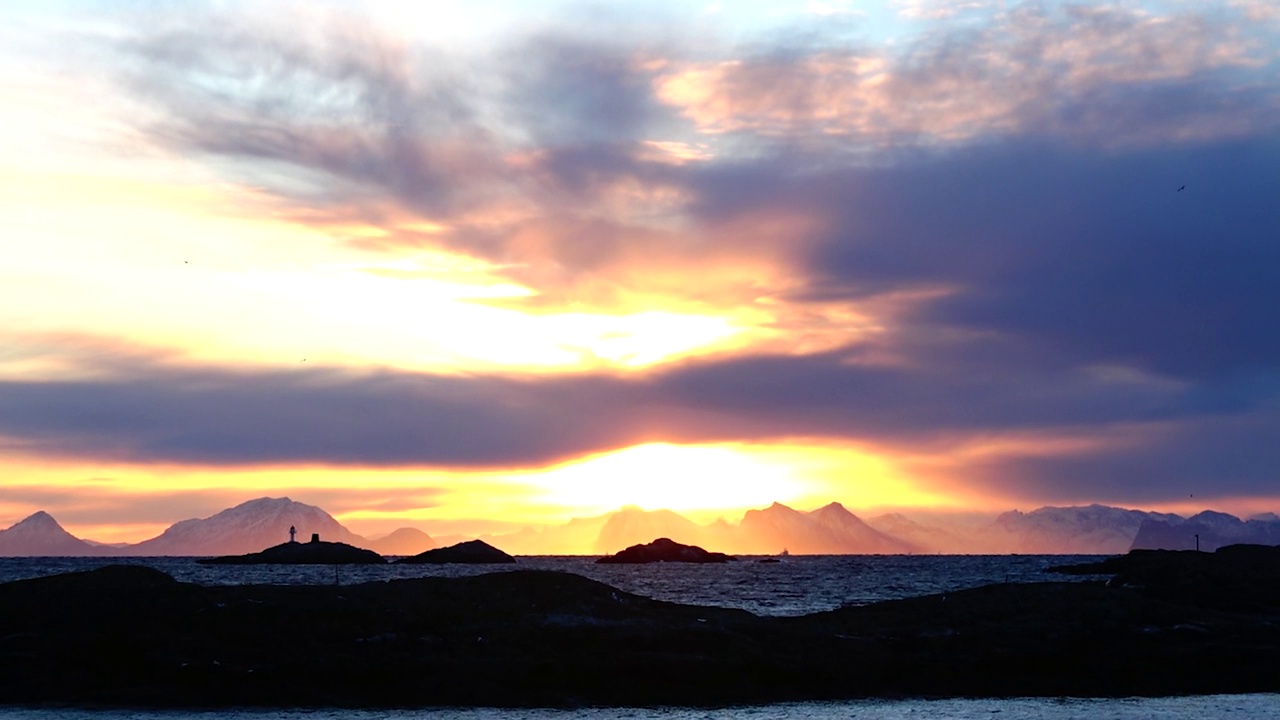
left=1, top=0, right=1278, bottom=544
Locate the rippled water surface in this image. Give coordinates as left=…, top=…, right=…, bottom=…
left=0, top=554, right=1105, bottom=616
left=3, top=695, right=1280, bottom=719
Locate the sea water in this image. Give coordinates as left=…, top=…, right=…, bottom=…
left=2, top=696, right=1279, bottom=719
left=0, top=554, right=1106, bottom=617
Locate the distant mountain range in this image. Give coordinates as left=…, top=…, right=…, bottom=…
left=1130, top=511, right=1280, bottom=552
left=0, top=498, right=436, bottom=558
left=3, top=497, right=1279, bottom=557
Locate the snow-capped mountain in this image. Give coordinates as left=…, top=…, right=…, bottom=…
left=0, top=511, right=102, bottom=557
left=974, top=504, right=1178, bottom=554
left=127, top=497, right=365, bottom=556
left=1130, top=511, right=1280, bottom=552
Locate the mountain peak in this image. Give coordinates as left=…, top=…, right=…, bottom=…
left=234, top=497, right=297, bottom=510
left=811, top=502, right=853, bottom=517
left=0, top=511, right=98, bottom=557
left=131, top=496, right=363, bottom=556
left=365, top=527, right=435, bottom=556
left=14, top=511, right=60, bottom=529
left=595, top=506, right=706, bottom=554
left=1190, top=510, right=1241, bottom=520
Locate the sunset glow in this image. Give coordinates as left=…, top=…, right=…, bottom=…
left=3, top=0, right=1279, bottom=550
left=0, top=439, right=952, bottom=544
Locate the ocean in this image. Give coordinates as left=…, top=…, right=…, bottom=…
left=2, top=555, right=1276, bottom=718
left=0, top=554, right=1106, bottom=617
left=2, top=697, right=1280, bottom=720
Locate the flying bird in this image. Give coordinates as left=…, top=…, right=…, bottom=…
left=1177, top=185, right=1186, bottom=192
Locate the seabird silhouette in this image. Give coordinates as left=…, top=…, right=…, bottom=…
left=1177, top=185, right=1186, bottom=192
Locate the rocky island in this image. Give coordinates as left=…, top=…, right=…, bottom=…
left=597, top=537, right=734, bottom=563
left=199, top=537, right=386, bottom=565
left=395, top=538, right=516, bottom=564
left=2, top=544, right=1280, bottom=707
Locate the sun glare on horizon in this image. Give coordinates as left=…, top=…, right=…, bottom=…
left=523, top=441, right=949, bottom=522
left=0, top=440, right=955, bottom=543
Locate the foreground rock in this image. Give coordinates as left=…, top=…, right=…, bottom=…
left=1049, top=543, right=1280, bottom=607
left=597, top=537, right=734, bottom=564
left=396, top=539, right=515, bottom=564
left=200, top=539, right=385, bottom=565
left=4, top=546, right=1280, bottom=707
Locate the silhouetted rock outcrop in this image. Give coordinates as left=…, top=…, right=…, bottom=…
left=199, top=539, right=385, bottom=565
left=397, top=539, right=515, bottom=564
left=1050, top=543, right=1280, bottom=607
left=6, top=551, right=1280, bottom=707
left=597, top=537, right=734, bottom=564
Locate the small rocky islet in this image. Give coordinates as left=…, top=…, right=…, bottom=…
left=396, top=538, right=516, bottom=564
left=200, top=538, right=386, bottom=565
left=3, top=544, right=1280, bottom=707
left=596, top=537, right=735, bottom=563
left=198, top=537, right=517, bottom=565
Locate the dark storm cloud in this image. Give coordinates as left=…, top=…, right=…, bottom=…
left=962, top=403, right=1280, bottom=504
left=794, top=136, right=1280, bottom=381
left=0, top=343, right=1264, bottom=465
left=0, top=367, right=628, bottom=467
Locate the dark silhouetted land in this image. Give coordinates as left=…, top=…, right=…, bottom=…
left=3, top=545, right=1280, bottom=707
left=596, top=537, right=734, bottom=563
left=396, top=538, right=516, bottom=564
left=199, top=539, right=385, bottom=565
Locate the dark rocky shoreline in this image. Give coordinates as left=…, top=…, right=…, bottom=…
left=2, top=545, right=1280, bottom=707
